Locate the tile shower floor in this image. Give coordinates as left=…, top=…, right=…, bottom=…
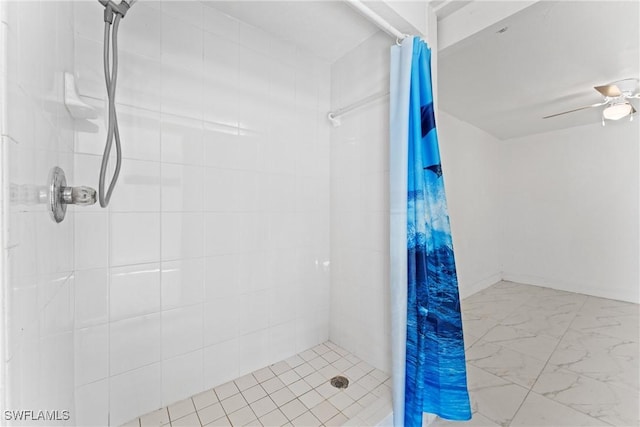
left=123, top=342, right=392, bottom=427
left=124, top=281, right=639, bottom=427
left=435, top=281, right=639, bottom=427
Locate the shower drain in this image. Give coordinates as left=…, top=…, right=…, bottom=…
left=330, top=375, right=349, bottom=389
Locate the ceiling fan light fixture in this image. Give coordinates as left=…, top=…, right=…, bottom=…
left=602, top=102, right=633, bottom=121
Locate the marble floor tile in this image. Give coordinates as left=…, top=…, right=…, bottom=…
left=468, top=375, right=529, bottom=425
left=462, top=294, right=528, bottom=322
left=533, top=363, right=640, bottom=426
left=459, top=282, right=639, bottom=427
left=482, top=281, right=534, bottom=295
left=510, top=391, right=610, bottom=426
left=464, top=332, right=481, bottom=350
left=548, top=329, right=639, bottom=391
left=500, top=304, right=578, bottom=339
left=466, top=365, right=508, bottom=391
left=482, top=325, right=560, bottom=362
left=570, top=307, right=639, bottom=343
left=526, top=290, right=587, bottom=310
left=462, top=316, right=500, bottom=339
left=482, top=282, right=550, bottom=301
left=465, top=365, right=529, bottom=425
left=466, top=340, right=547, bottom=389
left=579, top=296, right=640, bottom=318
left=431, top=412, right=500, bottom=427
left=529, top=286, right=581, bottom=298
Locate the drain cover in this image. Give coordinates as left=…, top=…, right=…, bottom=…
left=330, top=375, right=349, bottom=389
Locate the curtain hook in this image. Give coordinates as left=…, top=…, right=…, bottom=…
left=396, top=35, right=409, bottom=46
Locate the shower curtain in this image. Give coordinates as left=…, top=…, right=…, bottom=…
left=390, top=36, right=471, bottom=427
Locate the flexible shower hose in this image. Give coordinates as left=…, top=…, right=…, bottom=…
left=99, top=13, right=123, bottom=207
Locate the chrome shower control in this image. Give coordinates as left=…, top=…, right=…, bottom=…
left=49, top=166, right=97, bottom=223
left=62, top=186, right=97, bottom=206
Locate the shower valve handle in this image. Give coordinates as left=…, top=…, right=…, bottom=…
left=48, top=167, right=97, bottom=223
left=61, top=186, right=97, bottom=206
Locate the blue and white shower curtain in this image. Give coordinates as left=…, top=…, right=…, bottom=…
left=390, top=36, right=471, bottom=427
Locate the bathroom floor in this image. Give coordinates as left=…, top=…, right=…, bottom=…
left=434, top=281, right=639, bottom=427
left=123, top=342, right=391, bottom=427
left=124, top=281, right=638, bottom=427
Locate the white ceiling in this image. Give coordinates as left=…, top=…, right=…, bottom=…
left=438, top=1, right=640, bottom=140
left=202, top=1, right=382, bottom=62
left=430, top=0, right=472, bottom=18
left=202, top=1, right=639, bottom=140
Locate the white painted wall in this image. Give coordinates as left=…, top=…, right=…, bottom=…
left=439, top=110, right=639, bottom=304
left=434, top=0, right=639, bottom=305
left=501, top=120, right=640, bottom=303
left=437, top=111, right=503, bottom=298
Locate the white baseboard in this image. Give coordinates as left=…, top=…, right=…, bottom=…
left=459, top=272, right=503, bottom=300
left=502, top=272, right=639, bottom=304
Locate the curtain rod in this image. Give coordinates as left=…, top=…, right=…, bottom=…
left=328, top=92, right=389, bottom=127
left=327, top=1, right=407, bottom=126
left=345, top=0, right=407, bottom=42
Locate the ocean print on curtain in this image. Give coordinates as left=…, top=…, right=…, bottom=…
left=394, top=37, right=472, bottom=426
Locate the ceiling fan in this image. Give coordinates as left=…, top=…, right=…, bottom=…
left=543, top=78, right=640, bottom=122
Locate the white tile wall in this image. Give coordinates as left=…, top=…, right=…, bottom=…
left=75, top=324, right=109, bottom=387
left=111, top=215, right=159, bottom=266
left=161, top=305, right=203, bottom=359
left=74, top=212, right=109, bottom=270
left=74, top=380, right=109, bottom=427
left=161, top=212, right=205, bottom=260
left=1, top=0, right=346, bottom=424
left=161, top=258, right=204, bottom=309
left=70, top=1, right=331, bottom=425
left=204, top=296, right=240, bottom=346
left=109, top=263, right=161, bottom=321
left=329, top=32, right=393, bottom=374
left=109, top=159, right=161, bottom=212
left=109, top=363, right=162, bottom=426
left=161, top=350, right=204, bottom=405
left=203, top=338, right=241, bottom=389
left=2, top=0, right=76, bottom=423
left=110, top=313, right=162, bottom=376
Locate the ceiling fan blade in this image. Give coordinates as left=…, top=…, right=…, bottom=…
left=543, top=102, right=607, bottom=119
left=594, top=84, right=622, bottom=97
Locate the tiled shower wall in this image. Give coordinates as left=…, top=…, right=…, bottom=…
left=72, top=2, right=331, bottom=425
left=329, top=32, right=391, bottom=374
left=1, top=0, right=76, bottom=421
left=2, top=1, right=331, bottom=426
